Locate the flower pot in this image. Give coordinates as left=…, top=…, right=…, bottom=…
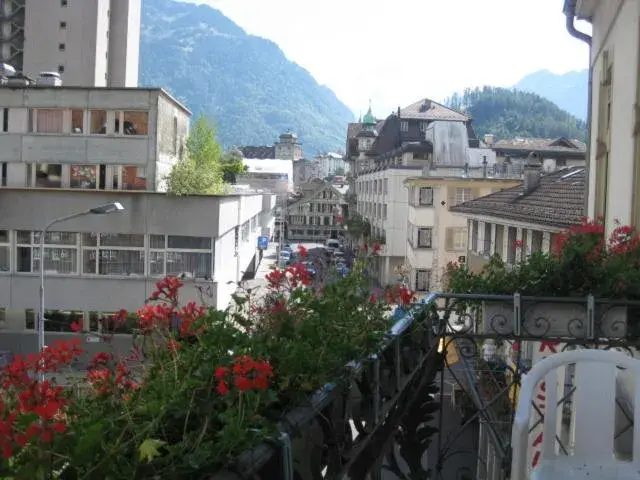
left=482, top=299, right=627, bottom=338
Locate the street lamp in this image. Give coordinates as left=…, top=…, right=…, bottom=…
left=38, top=202, right=125, bottom=378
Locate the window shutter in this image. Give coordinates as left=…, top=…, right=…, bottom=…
left=445, top=227, right=454, bottom=251
left=447, top=187, right=456, bottom=208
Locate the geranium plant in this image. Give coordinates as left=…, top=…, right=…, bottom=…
left=445, top=217, right=640, bottom=299
left=0, top=244, right=415, bottom=479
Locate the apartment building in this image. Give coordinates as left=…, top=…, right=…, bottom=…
left=286, top=181, right=347, bottom=242
left=565, top=0, right=636, bottom=234
left=0, top=0, right=141, bottom=87
left=403, top=175, right=520, bottom=293
left=0, top=84, right=276, bottom=339
left=450, top=165, right=586, bottom=273
left=0, top=86, right=189, bottom=191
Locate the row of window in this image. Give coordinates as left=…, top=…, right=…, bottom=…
left=469, top=221, right=547, bottom=264
left=356, top=178, right=389, bottom=195
left=0, top=108, right=149, bottom=136
left=289, top=216, right=336, bottom=226
left=0, top=163, right=146, bottom=190
left=358, top=202, right=387, bottom=220
left=1, top=308, right=136, bottom=334
left=0, top=231, right=214, bottom=278
left=407, top=186, right=473, bottom=207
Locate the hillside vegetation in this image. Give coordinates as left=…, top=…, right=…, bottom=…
left=445, top=87, right=587, bottom=141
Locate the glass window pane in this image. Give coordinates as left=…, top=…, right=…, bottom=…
left=17, top=246, right=31, bottom=272
left=165, top=252, right=211, bottom=277
left=17, top=231, right=31, bottom=244
left=0, top=230, right=8, bottom=243
left=82, top=249, right=97, bottom=274
left=35, top=163, right=62, bottom=188
left=122, top=111, right=148, bottom=135
left=44, top=310, right=83, bottom=332
left=70, top=165, right=97, bottom=189
left=81, top=233, right=98, bottom=247
left=36, top=109, right=64, bottom=133
left=71, top=109, right=83, bottom=133
left=0, top=246, right=8, bottom=272
left=167, top=236, right=211, bottom=250
left=121, top=166, right=147, bottom=191
left=90, top=110, right=107, bottom=134
left=98, top=250, right=144, bottom=276
left=149, top=235, right=165, bottom=249
left=99, top=233, right=144, bottom=247
left=149, top=251, right=165, bottom=276
left=39, top=232, right=76, bottom=245
left=36, top=247, right=77, bottom=274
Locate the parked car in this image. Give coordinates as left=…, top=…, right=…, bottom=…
left=278, top=251, right=291, bottom=267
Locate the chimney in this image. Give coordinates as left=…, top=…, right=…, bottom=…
left=484, top=134, right=494, bottom=146
left=397, top=106, right=401, bottom=117
left=523, top=153, right=542, bottom=193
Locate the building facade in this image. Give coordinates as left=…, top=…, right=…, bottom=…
left=403, top=176, right=521, bottom=294
left=286, top=182, right=347, bottom=242
left=1, top=0, right=141, bottom=87
left=489, top=136, right=586, bottom=173
left=0, top=86, right=190, bottom=192
left=450, top=166, right=586, bottom=273
left=566, top=0, right=636, bottom=234
left=0, top=189, right=275, bottom=348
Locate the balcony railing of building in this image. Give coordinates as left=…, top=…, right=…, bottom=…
left=202, top=291, right=640, bottom=479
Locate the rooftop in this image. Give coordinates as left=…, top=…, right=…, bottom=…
left=450, top=167, right=586, bottom=228
left=239, top=146, right=276, bottom=159
left=492, top=137, right=586, bottom=154
left=0, top=85, right=192, bottom=115
left=400, top=98, right=469, bottom=122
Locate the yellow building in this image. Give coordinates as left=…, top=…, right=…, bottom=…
left=402, top=175, right=520, bottom=293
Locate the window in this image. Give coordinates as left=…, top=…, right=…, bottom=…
left=81, top=233, right=144, bottom=276
left=531, top=231, right=543, bottom=253
left=383, top=204, right=387, bottom=219
left=121, top=111, right=148, bottom=136
left=71, top=109, right=83, bottom=133
left=60, top=21, right=67, bottom=29
left=506, top=227, right=517, bottom=264
left=119, top=166, right=147, bottom=190
left=384, top=178, right=388, bottom=194
left=419, top=122, right=428, bottom=132
left=58, top=43, right=65, bottom=51
left=16, top=231, right=78, bottom=274
left=445, top=228, right=466, bottom=252
left=471, top=221, right=478, bottom=252
left=172, top=116, right=179, bottom=154
left=400, top=121, right=409, bottom=132
left=90, top=110, right=107, bottom=134
left=1, top=162, right=6, bottom=187
left=61, top=0, right=67, bottom=6
left=35, top=163, right=62, bottom=188
left=419, top=187, right=433, bottom=206
left=70, top=165, right=97, bottom=189
left=0, top=230, right=9, bottom=272
left=417, top=228, right=432, bottom=248
left=415, top=269, right=430, bottom=292
left=44, top=310, right=83, bottom=333
left=241, top=221, right=250, bottom=242
left=34, top=109, right=64, bottom=133
left=495, top=225, right=504, bottom=257
left=1, top=108, right=7, bottom=132
left=149, top=235, right=213, bottom=278
left=58, top=65, right=64, bottom=74
left=483, top=222, right=492, bottom=255
left=455, top=188, right=472, bottom=205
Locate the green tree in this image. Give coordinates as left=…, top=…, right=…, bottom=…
left=220, top=149, right=248, bottom=184
left=166, top=116, right=225, bottom=195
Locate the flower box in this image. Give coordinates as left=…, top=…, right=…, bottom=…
left=481, top=299, right=628, bottom=338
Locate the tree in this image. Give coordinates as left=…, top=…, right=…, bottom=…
left=166, top=116, right=225, bottom=195
left=220, top=149, right=248, bottom=184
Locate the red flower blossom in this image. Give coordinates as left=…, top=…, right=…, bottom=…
left=149, top=276, right=183, bottom=303
left=297, top=244, right=308, bottom=258
left=70, top=321, right=83, bottom=333
left=372, top=243, right=381, bottom=255
left=214, top=356, right=274, bottom=396
left=513, top=239, right=524, bottom=249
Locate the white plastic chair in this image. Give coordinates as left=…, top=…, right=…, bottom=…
left=511, top=349, right=640, bottom=479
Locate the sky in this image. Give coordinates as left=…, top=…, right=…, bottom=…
left=185, top=0, right=590, bottom=117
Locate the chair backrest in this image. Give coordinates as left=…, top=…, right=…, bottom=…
left=511, top=349, right=640, bottom=477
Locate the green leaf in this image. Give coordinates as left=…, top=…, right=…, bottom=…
left=139, top=438, right=167, bottom=464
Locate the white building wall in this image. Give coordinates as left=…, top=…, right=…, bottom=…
left=584, top=0, right=639, bottom=232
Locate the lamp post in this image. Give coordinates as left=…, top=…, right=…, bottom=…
left=38, top=202, right=125, bottom=380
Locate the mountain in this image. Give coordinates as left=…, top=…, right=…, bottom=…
left=514, top=69, right=588, bottom=120
left=445, top=87, right=587, bottom=141
left=138, top=0, right=354, bottom=155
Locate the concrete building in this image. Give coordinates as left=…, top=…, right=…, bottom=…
left=0, top=189, right=275, bottom=337
left=564, top=1, right=637, bottom=235
left=314, top=152, right=347, bottom=179
left=293, top=158, right=322, bottom=185
left=239, top=132, right=304, bottom=162
left=0, top=86, right=190, bottom=192
left=450, top=166, right=585, bottom=274
left=403, top=175, right=521, bottom=293
left=286, top=181, right=347, bottom=242
left=0, top=0, right=141, bottom=87
left=488, top=136, right=586, bottom=174
left=238, top=158, right=293, bottom=194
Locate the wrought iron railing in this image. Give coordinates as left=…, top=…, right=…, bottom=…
left=207, top=292, right=640, bottom=479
